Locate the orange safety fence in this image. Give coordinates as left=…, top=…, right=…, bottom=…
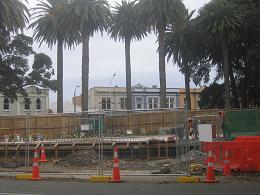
left=202, top=136, right=260, bottom=172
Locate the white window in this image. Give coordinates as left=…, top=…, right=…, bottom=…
left=3, top=98, right=9, bottom=110
left=135, top=97, right=143, bottom=109
left=36, top=97, right=41, bottom=110
left=120, top=98, right=127, bottom=109
left=148, top=97, right=158, bottom=109
left=24, top=98, right=30, bottom=110
left=102, top=98, right=111, bottom=110
left=166, top=98, right=175, bottom=108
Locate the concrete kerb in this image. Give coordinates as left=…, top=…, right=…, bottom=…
left=4, top=172, right=246, bottom=184
left=0, top=172, right=198, bottom=183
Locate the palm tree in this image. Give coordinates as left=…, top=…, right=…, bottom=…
left=137, top=0, right=185, bottom=108
left=0, top=0, right=28, bottom=31
left=0, top=0, right=28, bottom=49
left=61, top=0, right=111, bottom=112
left=109, top=0, right=146, bottom=110
left=165, top=9, right=195, bottom=110
left=198, top=0, right=242, bottom=109
left=30, top=0, right=72, bottom=113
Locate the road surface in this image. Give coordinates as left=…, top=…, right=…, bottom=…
left=0, top=179, right=259, bottom=195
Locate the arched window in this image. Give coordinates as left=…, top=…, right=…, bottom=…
left=3, top=98, right=9, bottom=110
left=36, top=97, right=41, bottom=110
left=24, top=98, right=30, bottom=110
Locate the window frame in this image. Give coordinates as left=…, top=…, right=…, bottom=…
left=120, top=98, right=127, bottom=110
left=166, top=97, right=175, bottom=109
left=101, top=97, right=111, bottom=110
left=147, top=97, right=159, bottom=109
left=36, top=97, right=41, bottom=110
left=3, top=98, right=10, bottom=111
left=24, top=98, right=31, bottom=110
left=135, top=97, right=143, bottom=110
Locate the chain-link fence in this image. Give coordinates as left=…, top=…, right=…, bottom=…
left=0, top=109, right=222, bottom=176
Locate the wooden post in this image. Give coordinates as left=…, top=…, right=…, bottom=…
left=130, top=146, right=133, bottom=160
left=55, top=147, right=58, bottom=159
left=60, top=115, right=62, bottom=137
left=150, top=114, right=152, bottom=132
left=14, top=118, right=16, bottom=136
left=36, top=115, right=38, bottom=134
left=157, top=142, right=161, bottom=159
left=165, top=142, right=169, bottom=158
left=47, top=116, right=50, bottom=138
left=4, top=144, right=8, bottom=159
left=146, top=144, right=150, bottom=160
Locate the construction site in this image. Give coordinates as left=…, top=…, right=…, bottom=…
left=0, top=108, right=259, bottom=183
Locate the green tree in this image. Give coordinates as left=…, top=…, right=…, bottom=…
left=109, top=0, right=146, bottom=110
left=30, top=0, right=72, bottom=113
left=27, top=53, right=56, bottom=90
left=198, top=83, right=225, bottom=109
left=0, top=34, right=56, bottom=100
left=165, top=9, right=195, bottom=110
left=197, top=0, right=243, bottom=109
left=0, top=0, right=28, bottom=31
left=137, top=0, right=185, bottom=108
left=61, top=0, right=111, bottom=112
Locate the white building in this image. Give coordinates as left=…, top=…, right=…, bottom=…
left=0, top=86, right=49, bottom=116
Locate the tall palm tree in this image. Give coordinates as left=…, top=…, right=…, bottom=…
left=61, top=0, right=111, bottom=112
left=109, top=0, right=146, bottom=110
left=165, top=9, right=195, bottom=110
left=0, top=0, right=28, bottom=49
left=30, top=0, right=71, bottom=113
left=0, top=0, right=28, bottom=31
left=198, top=0, right=242, bottom=109
left=137, top=0, right=185, bottom=108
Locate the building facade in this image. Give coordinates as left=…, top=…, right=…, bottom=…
left=73, top=84, right=201, bottom=111
left=0, top=86, right=49, bottom=116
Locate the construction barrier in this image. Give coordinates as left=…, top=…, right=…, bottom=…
left=223, top=109, right=260, bottom=139
left=203, top=136, right=260, bottom=172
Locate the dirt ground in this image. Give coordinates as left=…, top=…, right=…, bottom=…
left=0, top=150, right=260, bottom=184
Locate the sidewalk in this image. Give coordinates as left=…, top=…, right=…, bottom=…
left=0, top=171, right=183, bottom=183
left=1, top=171, right=259, bottom=184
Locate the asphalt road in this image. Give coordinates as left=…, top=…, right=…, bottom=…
left=0, top=179, right=259, bottom=195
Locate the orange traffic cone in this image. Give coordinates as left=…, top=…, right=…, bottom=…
left=205, top=150, right=218, bottom=183
left=39, top=142, right=48, bottom=163
left=112, top=147, right=122, bottom=182
left=31, top=149, right=42, bottom=180
left=223, top=150, right=231, bottom=176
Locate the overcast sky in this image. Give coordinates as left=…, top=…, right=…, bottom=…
left=25, top=0, right=210, bottom=102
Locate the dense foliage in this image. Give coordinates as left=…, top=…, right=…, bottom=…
left=0, top=34, right=56, bottom=101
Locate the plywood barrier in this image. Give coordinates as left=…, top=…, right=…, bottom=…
left=0, top=113, right=80, bottom=139
left=105, top=109, right=221, bottom=134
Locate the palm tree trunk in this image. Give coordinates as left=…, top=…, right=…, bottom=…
left=158, top=23, right=167, bottom=108
left=229, top=66, right=240, bottom=108
left=82, top=33, right=89, bottom=112
left=222, top=42, right=231, bottom=110
left=57, top=38, right=63, bottom=113
left=183, top=58, right=191, bottom=110
left=125, top=37, right=132, bottom=110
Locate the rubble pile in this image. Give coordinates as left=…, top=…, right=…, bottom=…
left=58, top=150, right=100, bottom=167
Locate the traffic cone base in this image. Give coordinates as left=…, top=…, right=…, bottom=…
left=204, top=150, right=218, bottom=183
left=112, top=147, right=123, bottom=182
left=31, top=149, right=42, bottom=180
left=38, top=159, right=48, bottom=163
left=204, top=179, right=219, bottom=183
left=39, top=143, right=48, bottom=163
left=223, top=151, right=231, bottom=176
